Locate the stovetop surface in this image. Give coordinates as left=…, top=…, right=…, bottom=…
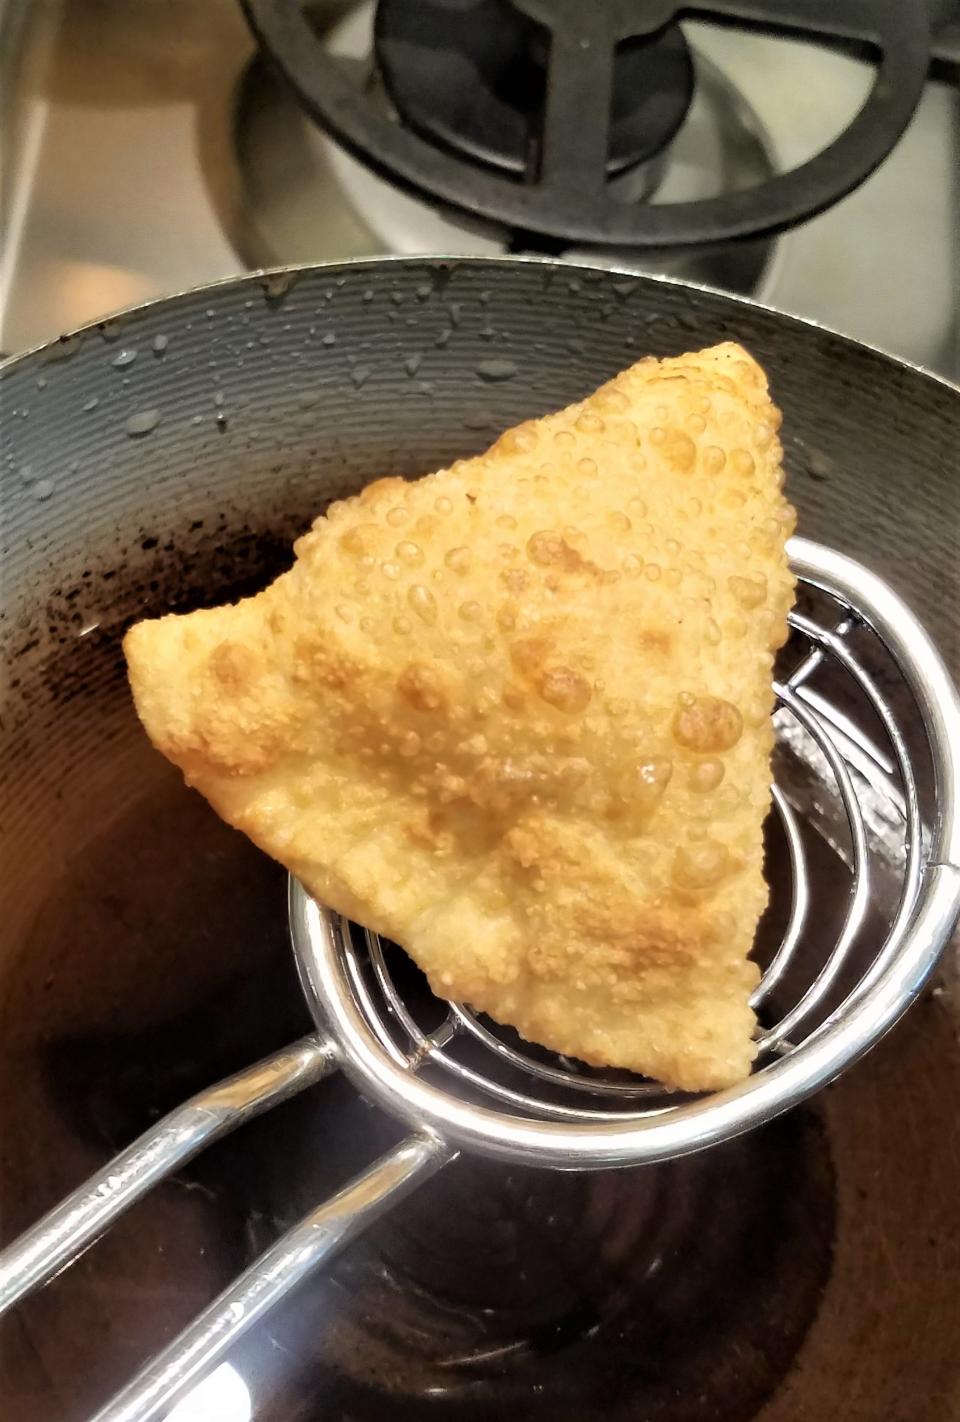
left=2, top=0, right=958, bottom=376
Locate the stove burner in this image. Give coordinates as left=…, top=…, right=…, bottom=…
left=241, top=0, right=931, bottom=247
left=233, top=15, right=780, bottom=300
left=375, top=0, right=693, bottom=180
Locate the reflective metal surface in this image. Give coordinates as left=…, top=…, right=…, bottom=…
left=89, top=1135, right=451, bottom=1422
left=0, top=1036, right=336, bottom=1314
left=1, top=0, right=958, bottom=373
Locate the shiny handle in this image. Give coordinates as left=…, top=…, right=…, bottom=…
left=88, top=1132, right=453, bottom=1422
left=0, top=1034, right=337, bottom=1315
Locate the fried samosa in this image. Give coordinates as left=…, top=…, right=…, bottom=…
left=125, top=342, right=795, bottom=1090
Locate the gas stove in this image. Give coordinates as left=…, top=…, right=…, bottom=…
left=2, top=0, right=958, bottom=377
left=2, top=7, right=960, bottom=1422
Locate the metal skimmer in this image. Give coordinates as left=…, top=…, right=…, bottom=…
left=2, top=537, right=959, bottom=1422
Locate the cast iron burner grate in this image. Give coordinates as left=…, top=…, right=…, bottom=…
left=240, top=0, right=932, bottom=247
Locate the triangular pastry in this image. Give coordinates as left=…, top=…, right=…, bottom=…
left=125, top=342, right=795, bottom=1090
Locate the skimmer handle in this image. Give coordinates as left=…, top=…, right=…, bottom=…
left=0, top=1035, right=336, bottom=1316
left=88, top=1134, right=452, bottom=1422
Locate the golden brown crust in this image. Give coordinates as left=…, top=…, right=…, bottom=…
left=124, top=342, right=796, bottom=1090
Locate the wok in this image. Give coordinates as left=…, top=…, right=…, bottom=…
left=1, top=257, right=958, bottom=1422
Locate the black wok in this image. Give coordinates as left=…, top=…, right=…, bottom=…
left=1, top=258, right=958, bottom=1422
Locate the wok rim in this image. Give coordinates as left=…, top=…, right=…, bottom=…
left=2, top=254, right=958, bottom=399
